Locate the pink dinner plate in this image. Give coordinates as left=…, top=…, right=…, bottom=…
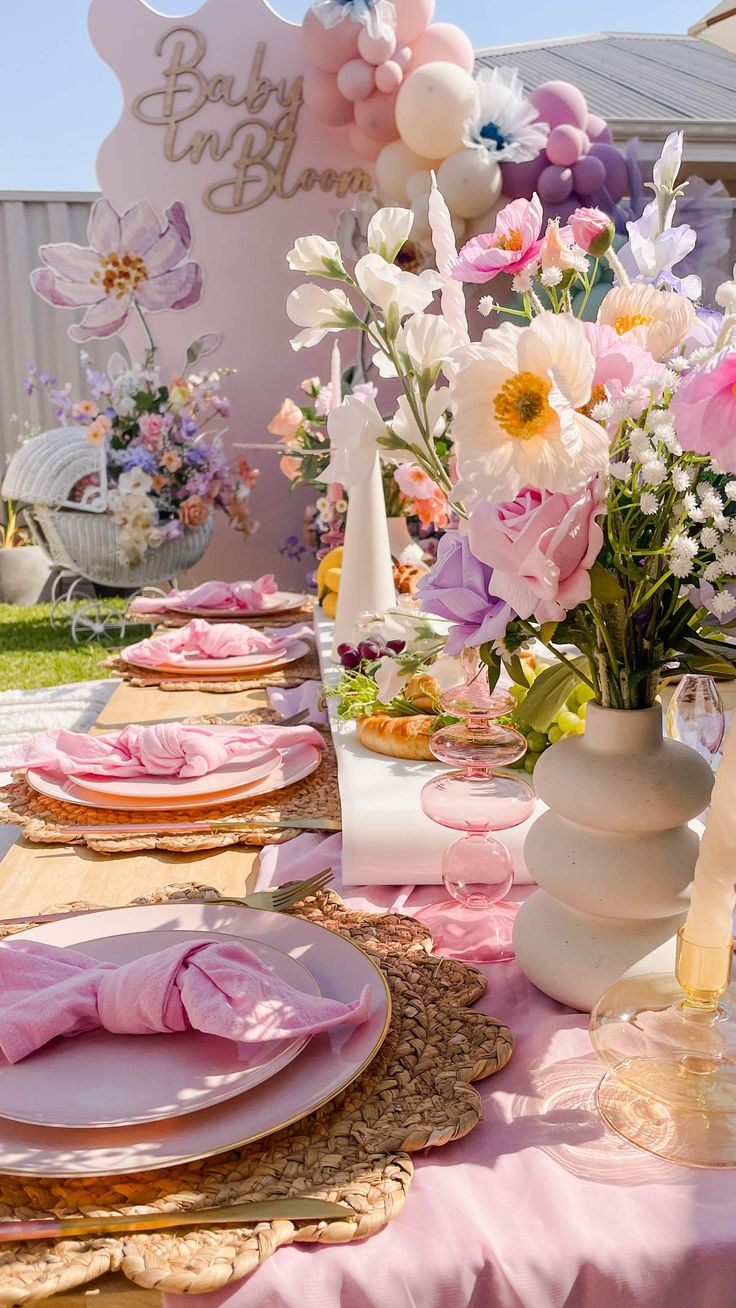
left=122, top=637, right=310, bottom=678
left=70, top=749, right=281, bottom=802
left=0, top=936, right=319, bottom=1129
left=176, top=592, right=307, bottom=618
left=25, top=742, right=322, bottom=811
left=0, top=904, right=390, bottom=1175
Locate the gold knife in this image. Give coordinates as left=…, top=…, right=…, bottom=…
left=0, top=1198, right=354, bottom=1243
left=54, top=816, right=342, bottom=837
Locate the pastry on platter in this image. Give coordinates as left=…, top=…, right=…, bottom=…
left=393, top=561, right=428, bottom=594
left=356, top=713, right=435, bottom=761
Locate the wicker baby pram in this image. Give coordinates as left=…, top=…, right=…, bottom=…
left=3, top=428, right=213, bottom=639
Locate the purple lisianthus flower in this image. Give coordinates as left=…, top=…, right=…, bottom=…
left=181, top=416, right=199, bottom=438
left=186, top=445, right=206, bottom=465
left=162, top=519, right=184, bottom=540
left=416, top=529, right=513, bottom=655
left=123, top=447, right=157, bottom=474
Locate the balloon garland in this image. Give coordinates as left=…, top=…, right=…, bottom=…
left=301, top=0, right=628, bottom=241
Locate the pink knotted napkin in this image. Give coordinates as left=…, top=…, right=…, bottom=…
left=0, top=721, right=324, bottom=781
left=0, top=939, right=372, bottom=1064
left=124, top=619, right=288, bottom=670
left=129, top=576, right=281, bottom=616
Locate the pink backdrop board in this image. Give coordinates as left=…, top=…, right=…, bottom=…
left=89, top=0, right=374, bottom=585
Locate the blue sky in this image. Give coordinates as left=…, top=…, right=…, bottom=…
left=1, top=0, right=707, bottom=191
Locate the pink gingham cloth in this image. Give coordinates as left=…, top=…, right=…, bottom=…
left=0, top=938, right=371, bottom=1064
left=0, top=722, right=324, bottom=781
left=129, top=576, right=281, bottom=616
left=123, top=619, right=288, bottom=669
left=163, top=834, right=736, bottom=1308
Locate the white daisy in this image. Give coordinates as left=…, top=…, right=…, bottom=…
left=464, top=67, right=549, bottom=165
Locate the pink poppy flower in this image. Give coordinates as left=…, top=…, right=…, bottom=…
left=449, top=195, right=544, bottom=285
left=583, top=323, right=664, bottom=418
left=30, top=199, right=202, bottom=343
left=670, top=348, right=736, bottom=469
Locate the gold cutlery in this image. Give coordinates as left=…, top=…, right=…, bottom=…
left=0, top=868, right=333, bottom=928
left=0, top=1197, right=354, bottom=1243
left=52, top=815, right=341, bottom=838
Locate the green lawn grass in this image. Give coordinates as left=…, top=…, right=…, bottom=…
left=0, top=602, right=151, bottom=692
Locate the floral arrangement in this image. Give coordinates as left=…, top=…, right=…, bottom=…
left=267, top=373, right=451, bottom=537
left=286, top=130, right=736, bottom=721
left=26, top=196, right=256, bottom=567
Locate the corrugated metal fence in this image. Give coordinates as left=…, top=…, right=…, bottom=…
left=0, top=192, right=107, bottom=475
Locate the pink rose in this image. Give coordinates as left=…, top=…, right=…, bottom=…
left=179, top=495, right=210, bottom=528
left=138, top=413, right=164, bottom=448
left=267, top=398, right=303, bottom=440
left=569, top=208, right=614, bottom=257
left=467, top=482, right=605, bottom=623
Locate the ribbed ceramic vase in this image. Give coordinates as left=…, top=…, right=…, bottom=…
left=513, top=703, right=714, bottom=1012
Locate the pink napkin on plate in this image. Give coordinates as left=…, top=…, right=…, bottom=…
left=0, top=938, right=372, bottom=1064
left=0, top=721, right=324, bottom=781
left=129, top=576, right=281, bottom=616
left=124, top=619, right=288, bottom=670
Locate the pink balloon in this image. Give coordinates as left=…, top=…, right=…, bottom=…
left=589, top=142, right=629, bottom=203
left=537, top=163, right=574, bottom=203
left=301, top=9, right=359, bottom=73
left=586, top=113, right=613, bottom=145
left=394, top=0, right=435, bottom=45
left=354, top=89, right=400, bottom=144
left=531, top=81, right=588, bottom=131
left=395, top=45, right=413, bottom=70
left=302, top=66, right=354, bottom=127
left=500, top=154, right=544, bottom=199
left=546, top=125, right=590, bottom=168
left=408, top=23, right=475, bottom=74
left=337, top=58, right=376, bottom=102
left=348, top=123, right=385, bottom=163
left=572, top=153, right=606, bottom=197
left=375, top=60, right=404, bottom=93
left=358, top=26, right=397, bottom=64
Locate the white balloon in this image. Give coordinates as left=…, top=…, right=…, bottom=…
left=410, top=193, right=432, bottom=242
left=436, top=147, right=503, bottom=220
left=405, top=168, right=433, bottom=200
left=395, top=62, right=476, bottom=161
left=451, top=213, right=466, bottom=242
left=464, top=196, right=509, bottom=240
left=375, top=139, right=440, bottom=205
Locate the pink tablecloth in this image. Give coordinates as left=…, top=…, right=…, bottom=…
left=164, top=843, right=736, bottom=1308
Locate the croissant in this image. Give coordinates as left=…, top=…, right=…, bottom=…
left=356, top=713, right=435, bottom=761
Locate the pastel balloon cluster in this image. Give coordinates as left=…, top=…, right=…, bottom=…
left=301, top=0, right=475, bottom=163
left=501, top=81, right=628, bottom=220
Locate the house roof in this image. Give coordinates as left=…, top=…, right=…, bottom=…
left=475, top=32, right=736, bottom=140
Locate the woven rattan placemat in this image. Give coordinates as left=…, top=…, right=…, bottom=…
left=0, top=882, right=512, bottom=1303
left=106, top=643, right=321, bottom=692
left=0, top=730, right=339, bottom=853
left=153, top=600, right=316, bottom=629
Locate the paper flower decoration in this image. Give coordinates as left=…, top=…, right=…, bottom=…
left=464, top=67, right=549, bottom=166
left=30, top=199, right=202, bottom=342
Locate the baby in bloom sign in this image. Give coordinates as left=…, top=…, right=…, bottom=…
left=89, top=0, right=372, bottom=583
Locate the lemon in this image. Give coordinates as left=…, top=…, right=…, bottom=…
left=316, top=546, right=343, bottom=590
left=323, top=566, right=341, bottom=593
left=321, top=590, right=338, bottom=618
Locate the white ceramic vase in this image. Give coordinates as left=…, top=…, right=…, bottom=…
left=513, top=703, right=714, bottom=1012
left=331, top=455, right=396, bottom=658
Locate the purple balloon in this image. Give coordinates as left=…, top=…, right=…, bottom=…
left=537, top=163, right=574, bottom=204
left=547, top=124, right=589, bottom=167
left=589, top=142, right=629, bottom=203
left=586, top=113, right=613, bottom=145
left=572, top=153, right=606, bottom=197
left=530, top=80, right=588, bottom=131
left=500, top=154, right=544, bottom=199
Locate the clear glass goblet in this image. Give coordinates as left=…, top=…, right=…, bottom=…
left=665, top=674, right=725, bottom=764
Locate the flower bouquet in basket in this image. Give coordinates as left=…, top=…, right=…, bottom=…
left=285, top=131, right=736, bottom=726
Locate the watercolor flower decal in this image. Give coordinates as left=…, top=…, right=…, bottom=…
left=30, top=198, right=203, bottom=342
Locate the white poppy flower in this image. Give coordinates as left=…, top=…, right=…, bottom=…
left=355, top=254, right=441, bottom=319
left=286, top=285, right=357, bottom=350
left=367, top=208, right=415, bottom=262
left=287, top=235, right=345, bottom=277
left=323, top=394, right=387, bottom=487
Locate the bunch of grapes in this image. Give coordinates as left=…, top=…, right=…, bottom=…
left=336, top=639, right=406, bottom=671
left=509, top=673, right=595, bottom=773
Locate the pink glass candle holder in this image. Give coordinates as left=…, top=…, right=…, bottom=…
left=420, top=653, right=536, bottom=960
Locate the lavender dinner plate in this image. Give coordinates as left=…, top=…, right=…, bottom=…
left=0, top=905, right=390, bottom=1176
left=0, top=935, right=318, bottom=1129
left=121, top=637, right=309, bottom=677
left=25, top=743, right=322, bottom=811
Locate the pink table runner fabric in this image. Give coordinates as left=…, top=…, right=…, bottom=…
left=129, top=577, right=280, bottom=616
left=124, top=620, right=288, bottom=669
left=164, top=833, right=736, bottom=1308
left=0, top=938, right=371, bottom=1064
left=0, top=722, right=324, bottom=781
